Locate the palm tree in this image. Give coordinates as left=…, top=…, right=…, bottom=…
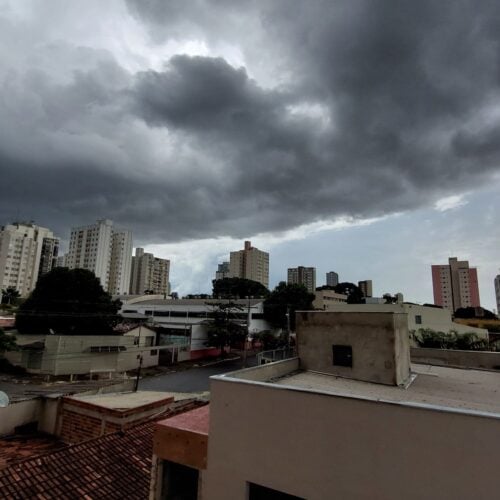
left=1, top=287, right=20, bottom=305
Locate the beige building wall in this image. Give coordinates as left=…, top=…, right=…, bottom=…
left=321, top=303, right=488, bottom=344
left=0, top=223, right=57, bottom=297
left=296, top=311, right=411, bottom=386
left=313, top=289, right=347, bottom=309
left=229, top=241, right=269, bottom=288
left=287, top=266, right=316, bottom=293
left=203, top=377, right=500, bottom=500
left=6, top=328, right=158, bottom=376
left=130, top=248, right=169, bottom=296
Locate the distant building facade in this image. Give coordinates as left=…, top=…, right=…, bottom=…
left=215, top=261, right=230, bottom=281
left=0, top=222, right=59, bottom=297
left=108, top=231, right=133, bottom=295
left=288, top=266, right=316, bottom=293
left=432, top=257, right=480, bottom=312
left=130, top=248, right=170, bottom=296
left=495, top=275, right=500, bottom=314
left=358, top=280, right=373, bottom=298
left=229, top=241, right=269, bottom=288
left=326, top=271, right=339, bottom=287
left=65, top=219, right=132, bottom=294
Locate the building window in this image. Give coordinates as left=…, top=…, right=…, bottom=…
left=248, top=483, right=305, bottom=500
left=150, top=349, right=158, bottom=355
left=332, top=345, right=352, bottom=367
left=415, top=315, right=422, bottom=325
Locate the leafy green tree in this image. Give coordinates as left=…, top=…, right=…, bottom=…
left=212, top=277, right=269, bottom=299
left=16, top=268, right=121, bottom=335
left=334, top=282, right=365, bottom=304
left=206, top=301, right=246, bottom=355
left=264, top=282, right=315, bottom=332
left=1, top=286, right=20, bottom=305
left=0, top=327, right=17, bottom=354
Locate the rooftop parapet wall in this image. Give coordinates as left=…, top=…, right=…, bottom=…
left=411, top=347, right=500, bottom=371
left=296, top=311, right=411, bottom=386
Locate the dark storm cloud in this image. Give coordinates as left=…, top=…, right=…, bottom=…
left=2, top=1, right=500, bottom=245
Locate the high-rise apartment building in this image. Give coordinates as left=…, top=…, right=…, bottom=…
left=494, top=275, right=500, bottom=314
left=326, top=271, right=339, bottom=287
left=0, top=222, right=59, bottom=297
left=130, top=248, right=170, bottom=296
left=288, top=266, right=316, bottom=293
left=215, top=262, right=230, bottom=281
left=108, top=231, right=133, bottom=295
left=358, top=280, right=373, bottom=298
left=229, top=241, right=269, bottom=288
left=432, top=257, right=480, bottom=312
left=66, top=219, right=132, bottom=294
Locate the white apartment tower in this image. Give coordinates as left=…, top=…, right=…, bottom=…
left=66, top=219, right=132, bottom=294
left=130, top=248, right=170, bottom=296
left=288, top=266, right=316, bottom=293
left=229, top=241, right=269, bottom=288
left=0, top=222, right=59, bottom=297
left=108, top=231, right=133, bottom=295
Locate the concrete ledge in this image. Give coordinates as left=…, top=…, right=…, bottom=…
left=411, top=347, right=500, bottom=371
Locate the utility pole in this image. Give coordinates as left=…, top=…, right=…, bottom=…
left=286, top=305, right=291, bottom=345
left=134, top=354, right=143, bottom=392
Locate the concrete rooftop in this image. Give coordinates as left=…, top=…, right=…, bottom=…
left=273, top=364, right=500, bottom=416
left=69, top=391, right=174, bottom=411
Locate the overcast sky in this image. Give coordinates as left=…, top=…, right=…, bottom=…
left=1, top=1, right=500, bottom=308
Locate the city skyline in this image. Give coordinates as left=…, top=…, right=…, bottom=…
left=1, top=1, right=500, bottom=310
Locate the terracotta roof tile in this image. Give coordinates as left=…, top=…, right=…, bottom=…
left=0, top=400, right=206, bottom=499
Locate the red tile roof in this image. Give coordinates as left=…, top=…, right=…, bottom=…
left=0, top=433, right=65, bottom=470
left=0, top=400, right=206, bottom=499
left=156, top=404, right=210, bottom=435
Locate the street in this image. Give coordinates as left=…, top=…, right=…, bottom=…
left=139, top=356, right=255, bottom=393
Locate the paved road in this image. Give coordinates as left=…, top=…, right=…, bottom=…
left=139, top=357, right=255, bottom=393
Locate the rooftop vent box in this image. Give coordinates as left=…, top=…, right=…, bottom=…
left=296, top=311, right=410, bottom=386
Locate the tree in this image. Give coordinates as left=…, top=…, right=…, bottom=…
left=205, top=301, right=246, bottom=356
left=0, top=327, right=17, bottom=354
left=333, top=282, right=364, bottom=304
left=212, top=277, right=269, bottom=299
left=454, top=307, right=497, bottom=320
left=264, top=282, right=315, bottom=332
left=1, top=287, right=20, bottom=305
left=15, top=268, right=122, bottom=335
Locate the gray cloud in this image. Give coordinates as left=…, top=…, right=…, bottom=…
left=1, top=1, right=500, bottom=246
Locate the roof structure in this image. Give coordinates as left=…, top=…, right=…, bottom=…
left=272, top=364, right=500, bottom=416
left=0, top=400, right=206, bottom=499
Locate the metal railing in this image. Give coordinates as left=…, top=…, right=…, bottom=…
left=257, top=347, right=297, bottom=365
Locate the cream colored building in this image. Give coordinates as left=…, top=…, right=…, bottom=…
left=0, top=222, right=59, bottom=297
left=287, top=266, right=316, bottom=293
left=130, top=248, right=170, bottom=296
left=229, top=241, right=269, bottom=288
left=151, top=311, right=500, bottom=500
left=5, top=326, right=159, bottom=377
left=66, top=219, right=132, bottom=294
left=313, top=289, right=347, bottom=309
